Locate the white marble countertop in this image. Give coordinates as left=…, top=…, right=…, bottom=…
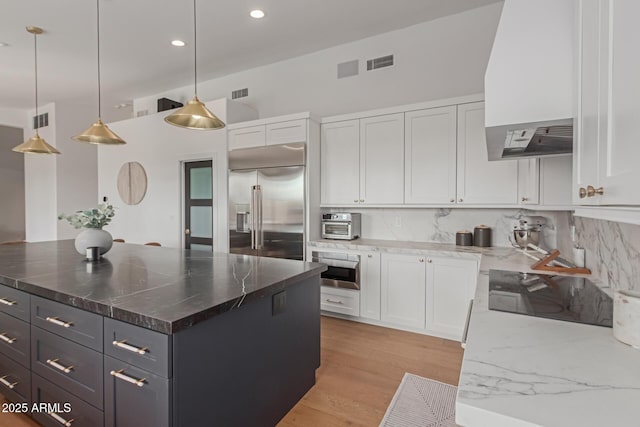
left=456, top=250, right=640, bottom=427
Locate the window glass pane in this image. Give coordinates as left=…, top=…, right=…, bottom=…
left=190, top=244, right=212, bottom=252
left=190, top=206, right=212, bottom=238
left=190, top=167, right=212, bottom=199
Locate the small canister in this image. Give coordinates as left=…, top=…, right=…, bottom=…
left=473, top=225, right=492, bottom=247
left=456, top=230, right=473, bottom=246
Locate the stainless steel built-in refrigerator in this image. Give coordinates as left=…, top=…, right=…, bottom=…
left=228, top=143, right=305, bottom=260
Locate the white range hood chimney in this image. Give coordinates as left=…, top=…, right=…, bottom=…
left=484, top=0, right=576, bottom=128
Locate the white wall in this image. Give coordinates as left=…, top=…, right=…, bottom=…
left=134, top=3, right=503, bottom=119
left=484, top=0, right=575, bottom=126
left=0, top=125, right=26, bottom=242
left=99, top=99, right=255, bottom=251
left=24, top=103, right=58, bottom=242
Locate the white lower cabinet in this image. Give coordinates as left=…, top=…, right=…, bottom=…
left=359, top=251, right=382, bottom=320
left=381, top=253, right=427, bottom=329
left=425, top=256, right=477, bottom=338
left=380, top=252, right=478, bottom=340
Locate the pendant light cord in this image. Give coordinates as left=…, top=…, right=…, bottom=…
left=193, top=0, right=198, bottom=97
left=33, top=31, right=39, bottom=122
left=96, top=0, right=102, bottom=119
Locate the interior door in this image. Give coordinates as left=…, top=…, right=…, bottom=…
left=184, top=160, right=214, bottom=251
left=228, top=169, right=258, bottom=256
left=257, top=166, right=304, bottom=260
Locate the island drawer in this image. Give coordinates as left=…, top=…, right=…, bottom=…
left=0, top=311, right=30, bottom=367
left=320, top=287, right=360, bottom=317
left=0, top=351, right=30, bottom=404
left=104, top=355, right=170, bottom=427
left=104, top=318, right=171, bottom=378
left=31, top=326, right=104, bottom=410
left=31, top=295, right=103, bottom=351
left=32, top=373, right=104, bottom=427
left=0, top=284, right=30, bottom=322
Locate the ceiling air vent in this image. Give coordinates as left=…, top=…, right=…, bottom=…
left=366, top=54, right=394, bottom=71
left=232, top=88, right=249, bottom=99
left=337, top=60, right=359, bottom=79
left=32, top=112, right=48, bottom=130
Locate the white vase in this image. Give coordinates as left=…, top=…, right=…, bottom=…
left=74, top=228, right=113, bottom=256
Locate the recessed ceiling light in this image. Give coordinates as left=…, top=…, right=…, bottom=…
left=250, top=9, right=265, bottom=19
left=171, top=40, right=186, bottom=47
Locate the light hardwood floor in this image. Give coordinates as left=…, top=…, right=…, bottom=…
left=0, top=316, right=464, bottom=427
left=279, top=316, right=464, bottom=426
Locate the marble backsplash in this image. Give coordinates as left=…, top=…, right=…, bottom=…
left=574, top=217, right=640, bottom=291
left=328, top=208, right=572, bottom=250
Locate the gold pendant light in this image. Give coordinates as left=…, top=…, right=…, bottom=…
left=12, top=26, right=60, bottom=155
left=164, top=0, right=225, bottom=130
left=73, top=0, right=126, bottom=145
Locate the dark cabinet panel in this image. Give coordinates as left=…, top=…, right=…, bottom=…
left=0, top=351, right=30, bottom=404
left=31, top=326, right=103, bottom=409
left=0, top=311, right=30, bottom=367
left=31, top=295, right=103, bottom=351
left=104, top=318, right=171, bottom=378
left=0, top=285, right=30, bottom=322
left=104, top=355, right=170, bottom=427
left=32, top=373, right=103, bottom=427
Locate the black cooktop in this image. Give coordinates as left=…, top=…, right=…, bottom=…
left=488, top=269, right=613, bottom=327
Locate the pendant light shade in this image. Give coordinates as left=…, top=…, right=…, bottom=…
left=73, top=0, right=126, bottom=145
left=164, top=96, right=225, bottom=129
left=164, top=0, right=225, bottom=130
left=13, top=26, right=60, bottom=155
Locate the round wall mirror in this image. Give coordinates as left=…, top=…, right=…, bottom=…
left=117, top=161, right=148, bottom=205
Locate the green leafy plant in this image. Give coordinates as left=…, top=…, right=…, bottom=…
left=58, top=204, right=115, bottom=229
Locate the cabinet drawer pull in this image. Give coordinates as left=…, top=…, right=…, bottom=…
left=110, top=369, right=146, bottom=387
left=46, top=358, right=74, bottom=374
left=45, top=317, right=73, bottom=328
left=0, top=375, right=17, bottom=389
left=113, top=339, right=148, bottom=355
left=0, top=333, right=16, bottom=344
left=47, top=411, right=74, bottom=426
left=0, top=298, right=16, bottom=306
left=325, top=299, right=344, bottom=305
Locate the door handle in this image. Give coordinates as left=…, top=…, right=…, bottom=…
left=185, top=229, right=191, bottom=235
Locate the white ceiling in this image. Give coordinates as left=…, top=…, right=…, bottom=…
left=0, top=0, right=500, bottom=115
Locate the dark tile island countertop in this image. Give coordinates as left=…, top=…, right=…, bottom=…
left=0, top=240, right=326, bottom=334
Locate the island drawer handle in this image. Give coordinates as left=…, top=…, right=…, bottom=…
left=110, top=369, right=146, bottom=387
left=113, top=340, right=148, bottom=355
left=325, top=299, right=344, bottom=305
left=0, top=298, right=16, bottom=306
left=0, top=375, right=17, bottom=389
left=45, top=317, right=73, bottom=328
left=47, top=411, right=74, bottom=426
left=46, top=358, right=74, bottom=374
left=0, top=333, right=16, bottom=344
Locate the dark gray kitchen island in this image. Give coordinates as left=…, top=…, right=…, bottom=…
left=0, top=240, right=326, bottom=427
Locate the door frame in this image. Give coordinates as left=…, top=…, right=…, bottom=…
left=184, top=160, right=214, bottom=250
left=178, top=153, right=226, bottom=252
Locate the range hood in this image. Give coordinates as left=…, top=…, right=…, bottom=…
left=486, top=118, right=573, bottom=161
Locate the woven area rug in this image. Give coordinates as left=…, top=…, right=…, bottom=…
left=380, top=373, right=459, bottom=427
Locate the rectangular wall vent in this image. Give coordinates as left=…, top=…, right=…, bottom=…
left=136, top=110, right=149, bottom=118
left=366, top=54, right=394, bottom=71
left=232, top=88, right=249, bottom=99
left=337, top=60, right=359, bottom=79
left=32, top=112, right=48, bottom=130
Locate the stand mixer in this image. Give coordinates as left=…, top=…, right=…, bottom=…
left=511, top=216, right=546, bottom=249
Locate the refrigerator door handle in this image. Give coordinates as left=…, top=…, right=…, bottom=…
left=250, top=186, right=256, bottom=250
left=254, top=185, right=263, bottom=249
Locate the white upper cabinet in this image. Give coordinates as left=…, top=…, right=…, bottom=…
left=576, top=0, right=640, bottom=206
left=359, top=114, right=405, bottom=205
left=228, top=125, right=266, bottom=150
left=456, top=102, right=519, bottom=205
left=517, top=159, right=540, bottom=205
left=265, top=119, right=307, bottom=145
left=228, top=114, right=309, bottom=150
left=320, top=120, right=360, bottom=205
left=404, top=107, right=457, bottom=204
